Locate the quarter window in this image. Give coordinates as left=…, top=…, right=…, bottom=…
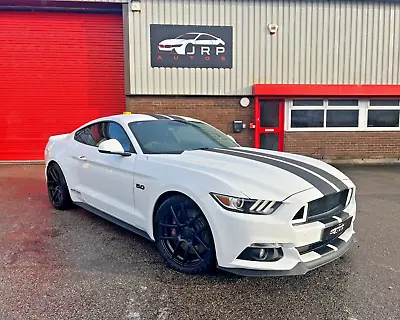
left=74, top=123, right=105, bottom=147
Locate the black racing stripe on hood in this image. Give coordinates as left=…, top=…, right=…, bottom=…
left=234, top=149, right=348, bottom=191
left=167, top=115, right=187, bottom=121
left=147, top=114, right=170, bottom=120
left=207, top=149, right=337, bottom=196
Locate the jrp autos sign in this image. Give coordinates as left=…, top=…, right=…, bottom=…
left=150, top=24, right=233, bottom=68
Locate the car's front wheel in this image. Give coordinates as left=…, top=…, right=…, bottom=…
left=46, top=162, right=73, bottom=210
left=154, top=195, right=216, bottom=274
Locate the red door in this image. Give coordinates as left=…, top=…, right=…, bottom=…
left=254, top=98, right=285, bottom=151
left=0, top=11, right=125, bottom=161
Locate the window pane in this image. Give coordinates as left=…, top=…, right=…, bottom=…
left=260, top=100, right=280, bottom=127
left=326, top=110, right=359, bottom=127
left=328, top=100, right=358, bottom=106
left=107, top=122, right=134, bottom=152
left=74, top=123, right=105, bottom=146
left=368, top=110, right=400, bottom=127
left=370, top=100, right=400, bottom=106
left=74, top=126, right=93, bottom=145
left=128, top=120, right=237, bottom=154
left=291, top=110, right=324, bottom=128
left=260, top=134, right=279, bottom=151
left=293, top=99, right=324, bottom=106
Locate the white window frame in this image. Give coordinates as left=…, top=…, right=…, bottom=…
left=285, top=99, right=400, bottom=132
left=365, top=100, right=400, bottom=131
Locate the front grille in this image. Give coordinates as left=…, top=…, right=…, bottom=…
left=307, top=189, right=349, bottom=220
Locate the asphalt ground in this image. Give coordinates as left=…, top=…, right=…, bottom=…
left=0, top=164, right=399, bottom=320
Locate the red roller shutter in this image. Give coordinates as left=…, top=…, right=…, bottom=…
left=0, top=11, right=125, bottom=161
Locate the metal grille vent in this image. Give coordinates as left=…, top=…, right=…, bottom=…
left=308, top=189, right=349, bottom=218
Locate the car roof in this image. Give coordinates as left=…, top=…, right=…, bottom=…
left=85, top=113, right=203, bottom=126
left=72, top=113, right=205, bottom=133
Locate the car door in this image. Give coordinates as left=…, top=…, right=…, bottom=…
left=74, top=121, right=140, bottom=228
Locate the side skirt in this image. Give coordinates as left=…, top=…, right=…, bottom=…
left=74, top=201, right=153, bottom=242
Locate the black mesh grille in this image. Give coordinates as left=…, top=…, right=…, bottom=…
left=308, top=189, right=349, bottom=218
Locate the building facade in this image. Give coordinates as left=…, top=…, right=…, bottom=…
left=1, top=0, right=400, bottom=161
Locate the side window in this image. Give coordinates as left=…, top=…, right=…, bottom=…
left=74, top=122, right=134, bottom=153
left=107, top=122, right=135, bottom=153
left=197, top=35, right=214, bottom=41
left=74, top=123, right=106, bottom=146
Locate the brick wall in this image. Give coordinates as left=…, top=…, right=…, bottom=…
left=127, top=96, right=400, bottom=161
left=285, top=132, right=400, bottom=160
left=127, top=96, right=254, bottom=147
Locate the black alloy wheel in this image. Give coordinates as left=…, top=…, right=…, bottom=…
left=155, top=195, right=216, bottom=274
left=47, top=162, right=73, bottom=210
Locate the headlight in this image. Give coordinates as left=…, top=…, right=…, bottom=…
left=210, top=193, right=282, bottom=215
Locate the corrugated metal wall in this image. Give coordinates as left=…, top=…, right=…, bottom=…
left=127, top=0, right=400, bottom=96
left=53, top=0, right=127, bottom=3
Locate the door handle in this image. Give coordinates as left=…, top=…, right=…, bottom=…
left=79, top=156, right=87, bottom=161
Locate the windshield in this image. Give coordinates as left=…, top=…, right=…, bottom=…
left=128, top=120, right=239, bottom=154
left=175, top=33, right=198, bottom=40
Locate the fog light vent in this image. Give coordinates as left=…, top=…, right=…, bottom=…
left=237, top=246, right=283, bottom=262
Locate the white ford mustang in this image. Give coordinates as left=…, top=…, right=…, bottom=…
left=44, top=113, right=357, bottom=276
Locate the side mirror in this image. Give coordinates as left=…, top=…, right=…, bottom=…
left=98, top=139, right=131, bottom=156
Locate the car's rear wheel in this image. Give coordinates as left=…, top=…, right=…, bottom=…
left=47, top=162, right=73, bottom=210
left=154, top=195, right=216, bottom=274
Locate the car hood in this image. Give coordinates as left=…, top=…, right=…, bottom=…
left=147, top=147, right=351, bottom=201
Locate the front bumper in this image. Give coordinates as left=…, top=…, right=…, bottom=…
left=199, top=184, right=357, bottom=276
left=218, top=233, right=357, bottom=276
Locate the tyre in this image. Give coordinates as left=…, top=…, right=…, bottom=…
left=185, top=43, right=194, bottom=55
left=46, top=162, right=73, bottom=210
left=154, top=195, right=216, bottom=274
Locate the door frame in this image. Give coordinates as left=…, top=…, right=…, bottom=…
left=254, top=96, right=285, bottom=151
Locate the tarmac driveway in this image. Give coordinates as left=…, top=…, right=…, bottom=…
left=0, top=164, right=399, bottom=320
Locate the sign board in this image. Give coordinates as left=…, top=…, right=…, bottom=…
left=150, top=24, right=233, bottom=68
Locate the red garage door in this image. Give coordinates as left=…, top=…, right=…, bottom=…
left=0, top=11, right=125, bottom=161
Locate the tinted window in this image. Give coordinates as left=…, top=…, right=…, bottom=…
left=328, top=100, right=359, bottom=106
left=326, top=110, right=359, bottom=127
left=74, top=122, right=134, bottom=152
left=197, top=35, right=214, bottom=40
left=108, top=122, right=134, bottom=152
left=260, top=133, right=279, bottom=151
left=368, top=110, right=400, bottom=127
left=74, top=123, right=106, bottom=147
left=260, top=100, right=280, bottom=127
left=128, top=120, right=238, bottom=154
left=291, top=110, right=324, bottom=128
left=370, top=100, right=400, bottom=107
left=293, top=100, right=324, bottom=106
